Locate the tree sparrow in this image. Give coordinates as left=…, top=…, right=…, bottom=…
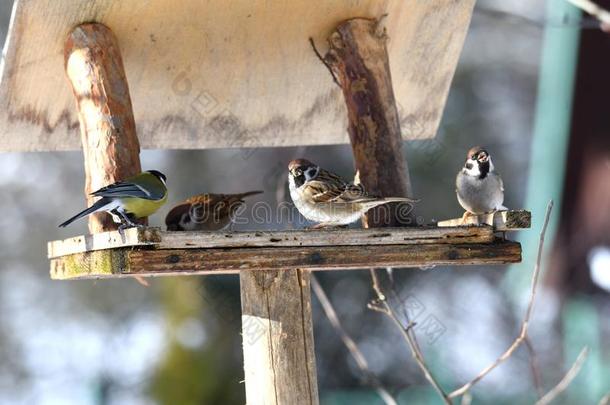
left=165, top=191, right=262, bottom=231
left=288, top=159, right=418, bottom=227
left=456, top=147, right=506, bottom=219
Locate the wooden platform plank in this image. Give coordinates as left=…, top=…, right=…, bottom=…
left=0, top=0, right=475, bottom=151
left=47, top=226, right=496, bottom=259
left=47, top=227, right=161, bottom=259
left=50, top=241, right=522, bottom=280
left=437, top=210, right=531, bottom=231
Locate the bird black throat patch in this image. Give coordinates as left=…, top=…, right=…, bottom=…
left=294, top=174, right=306, bottom=188
left=478, top=161, right=490, bottom=179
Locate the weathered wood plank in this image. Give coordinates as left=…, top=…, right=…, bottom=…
left=50, top=241, right=522, bottom=280
left=47, top=226, right=497, bottom=259
left=47, top=227, right=161, bottom=259
left=0, top=0, right=474, bottom=151
left=437, top=210, right=532, bottom=231
left=240, top=269, right=319, bottom=405
left=159, top=226, right=495, bottom=249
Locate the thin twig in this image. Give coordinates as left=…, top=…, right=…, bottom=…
left=369, top=269, right=452, bottom=404
left=460, top=392, right=472, bottom=405
left=448, top=200, right=554, bottom=399
left=308, top=37, right=341, bottom=87
left=535, top=346, right=589, bottom=405
left=525, top=336, right=544, bottom=398
left=311, top=275, right=398, bottom=405
left=566, top=0, right=610, bottom=27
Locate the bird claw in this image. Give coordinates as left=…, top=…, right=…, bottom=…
left=460, top=211, right=474, bottom=225
left=117, top=224, right=127, bottom=242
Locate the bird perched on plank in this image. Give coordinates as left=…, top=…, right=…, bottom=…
left=165, top=191, right=263, bottom=231
left=288, top=158, right=418, bottom=228
left=59, top=170, right=168, bottom=230
left=456, top=146, right=506, bottom=222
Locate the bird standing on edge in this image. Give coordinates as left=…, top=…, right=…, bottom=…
left=59, top=170, right=168, bottom=230
left=288, top=159, right=418, bottom=228
left=165, top=191, right=263, bottom=231
left=456, top=146, right=506, bottom=222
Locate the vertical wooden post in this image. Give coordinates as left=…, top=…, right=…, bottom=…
left=64, top=23, right=143, bottom=233
left=240, top=269, right=319, bottom=405
left=325, top=18, right=415, bottom=227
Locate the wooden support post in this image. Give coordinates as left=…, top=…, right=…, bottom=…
left=64, top=23, right=142, bottom=233
left=325, top=18, right=414, bottom=227
left=240, top=270, right=319, bottom=405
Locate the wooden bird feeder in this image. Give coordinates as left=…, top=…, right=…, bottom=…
left=0, top=1, right=531, bottom=404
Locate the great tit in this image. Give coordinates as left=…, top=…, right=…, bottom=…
left=59, top=170, right=168, bottom=229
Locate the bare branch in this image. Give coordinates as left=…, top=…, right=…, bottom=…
left=460, top=392, right=472, bottom=405
left=448, top=200, right=554, bottom=399
left=369, top=269, right=452, bottom=404
left=598, top=392, right=610, bottom=405
left=308, top=37, right=341, bottom=87
left=525, top=336, right=544, bottom=398
left=311, top=275, right=398, bottom=405
left=566, top=0, right=610, bottom=28
left=535, top=346, right=589, bottom=405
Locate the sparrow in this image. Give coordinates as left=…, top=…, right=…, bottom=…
left=165, top=191, right=263, bottom=231
left=288, top=158, right=418, bottom=227
left=59, top=170, right=168, bottom=229
left=456, top=146, right=506, bottom=220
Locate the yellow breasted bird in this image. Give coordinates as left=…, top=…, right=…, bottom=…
left=165, top=191, right=262, bottom=231
left=59, top=170, right=168, bottom=229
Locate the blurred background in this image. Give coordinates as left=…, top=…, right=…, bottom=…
left=1, top=0, right=610, bottom=404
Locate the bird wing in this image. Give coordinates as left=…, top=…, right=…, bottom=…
left=91, top=181, right=157, bottom=200
left=186, top=194, right=242, bottom=220
left=302, top=169, right=348, bottom=203
left=305, top=170, right=378, bottom=204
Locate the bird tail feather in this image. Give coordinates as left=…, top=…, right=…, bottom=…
left=59, top=198, right=110, bottom=227
left=381, top=196, right=420, bottom=204
left=237, top=190, right=264, bottom=199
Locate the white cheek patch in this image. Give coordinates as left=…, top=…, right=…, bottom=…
left=304, top=167, right=319, bottom=181
left=463, top=159, right=481, bottom=177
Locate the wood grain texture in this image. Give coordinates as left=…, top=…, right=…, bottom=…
left=0, top=0, right=475, bottom=151
left=47, top=226, right=497, bottom=259
left=47, top=226, right=161, bottom=259
left=325, top=17, right=414, bottom=227
left=50, top=241, right=523, bottom=280
left=240, top=269, right=319, bottom=405
left=437, top=210, right=532, bottom=230
left=64, top=23, right=143, bottom=232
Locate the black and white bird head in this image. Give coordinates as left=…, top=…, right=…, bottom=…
left=147, top=170, right=167, bottom=185
left=288, top=159, right=320, bottom=188
left=462, top=146, right=494, bottom=179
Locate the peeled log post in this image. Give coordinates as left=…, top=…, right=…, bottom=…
left=240, top=270, right=319, bottom=405
left=325, top=18, right=414, bottom=227
left=64, top=23, right=143, bottom=233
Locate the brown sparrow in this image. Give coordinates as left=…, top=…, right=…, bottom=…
left=165, top=191, right=262, bottom=231
left=288, top=159, right=418, bottom=227
left=456, top=146, right=506, bottom=219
